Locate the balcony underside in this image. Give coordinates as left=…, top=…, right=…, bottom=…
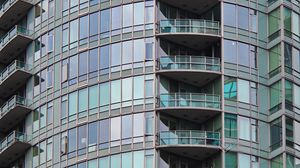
left=158, top=145, right=221, bottom=161
left=159, top=0, right=219, bottom=15
left=0, top=141, right=31, bottom=167
left=0, top=105, right=31, bottom=133
left=0, top=70, right=31, bottom=99
left=157, top=34, right=220, bottom=51
left=0, top=34, right=32, bottom=64
left=156, top=107, right=221, bottom=123
left=157, top=70, right=221, bottom=87
left=0, top=1, right=34, bottom=30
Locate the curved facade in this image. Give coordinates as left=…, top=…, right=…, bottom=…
left=0, top=0, right=300, bottom=168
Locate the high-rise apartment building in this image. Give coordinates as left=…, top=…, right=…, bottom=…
left=0, top=0, right=299, bottom=167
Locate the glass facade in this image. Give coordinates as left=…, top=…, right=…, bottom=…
left=0, top=0, right=299, bottom=168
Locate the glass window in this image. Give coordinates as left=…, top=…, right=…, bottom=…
left=40, top=105, right=47, bottom=128
left=122, top=152, right=133, bottom=168
left=41, top=69, right=47, bottom=92
left=123, top=4, right=133, bottom=27
left=122, top=115, right=132, bottom=142
left=134, top=76, right=144, bottom=100
left=68, top=91, right=77, bottom=120
left=134, top=39, right=145, bottom=62
left=90, top=12, right=99, bottom=37
left=133, top=113, right=144, bottom=138
left=238, top=79, right=250, bottom=103
left=111, top=154, right=121, bottom=168
left=46, top=139, right=52, bottom=161
left=284, top=7, right=292, bottom=37
left=88, top=122, right=98, bottom=150
left=47, top=102, right=53, bottom=125
left=224, top=3, right=236, bottom=27
left=238, top=42, right=249, bottom=66
left=89, top=85, right=99, bottom=110
left=134, top=151, right=144, bottom=168
left=224, top=77, right=237, bottom=100
left=100, top=82, right=109, bottom=112
left=122, top=41, right=133, bottom=64
left=111, top=117, right=121, bottom=145
left=69, top=55, right=78, bottom=81
left=225, top=152, right=237, bottom=168
left=40, top=141, right=46, bottom=164
left=224, top=40, right=237, bottom=64
left=270, top=118, right=282, bottom=150
left=79, top=52, right=88, bottom=81
left=70, top=19, right=78, bottom=45
left=78, top=125, right=87, bottom=151
left=270, top=81, right=282, bottom=111
left=271, top=155, right=283, bottom=168
left=238, top=6, right=249, bottom=30
left=134, top=2, right=144, bottom=25
left=239, top=154, right=250, bottom=168
left=68, top=128, right=76, bottom=153
left=269, top=44, right=281, bottom=74
left=111, top=80, right=121, bottom=105
left=89, top=48, right=98, bottom=75
left=225, top=113, right=237, bottom=138
left=122, top=78, right=132, bottom=103
left=99, top=157, right=109, bottom=168
left=239, top=116, right=250, bottom=141
left=78, top=88, right=88, bottom=114
left=269, top=8, right=281, bottom=37
left=100, top=9, right=110, bottom=33
left=111, top=43, right=121, bottom=67
left=88, top=159, right=97, bottom=168
left=80, top=15, right=89, bottom=40
left=112, top=6, right=121, bottom=30
left=99, top=119, right=109, bottom=149
left=100, top=45, right=110, bottom=71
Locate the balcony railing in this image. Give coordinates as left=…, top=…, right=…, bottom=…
left=0, top=0, right=34, bottom=15
left=159, top=93, right=221, bottom=109
left=0, top=25, right=33, bottom=49
left=159, top=19, right=220, bottom=35
left=159, top=130, right=221, bottom=147
left=159, top=56, right=221, bottom=72
left=0, top=131, right=31, bottom=153
left=0, top=60, right=32, bottom=83
left=0, top=95, right=32, bottom=118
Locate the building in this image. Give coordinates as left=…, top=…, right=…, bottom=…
left=0, top=0, right=299, bottom=167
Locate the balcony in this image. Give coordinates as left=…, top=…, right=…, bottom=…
left=0, top=96, right=32, bottom=133
left=157, top=56, right=221, bottom=85
left=0, top=61, right=32, bottom=99
left=158, top=130, right=221, bottom=160
left=0, top=26, right=33, bottom=64
left=157, top=93, right=221, bottom=122
left=0, top=131, right=31, bottom=166
left=158, top=19, right=220, bottom=50
left=0, top=0, right=35, bottom=30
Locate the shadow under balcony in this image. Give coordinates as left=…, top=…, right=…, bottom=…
left=0, top=26, right=33, bottom=64
left=157, top=19, right=221, bottom=50
left=157, top=55, right=221, bottom=86
left=0, top=96, right=32, bottom=133
left=157, top=93, right=221, bottom=123
left=158, top=130, right=221, bottom=160
left=0, top=131, right=31, bottom=167
left=0, top=0, right=35, bottom=30
left=158, top=0, right=219, bottom=16
left=0, top=61, right=32, bottom=99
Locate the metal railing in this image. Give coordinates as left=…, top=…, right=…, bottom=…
left=0, top=0, right=34, bottom=16
left=159, top=19, right=220, bottom=35
left=0, top=95, right=32, bottom=118
left=0, top=25, right=33, bottom=49
left=158, top=55, right=221, bottom=72
left=0, top=60, right=32, bottom=82
left=159, top=130, right=221, bottom=147
left=159, top=93, right=221, bottom=109
left=0, top=131, right=31, bottom=153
